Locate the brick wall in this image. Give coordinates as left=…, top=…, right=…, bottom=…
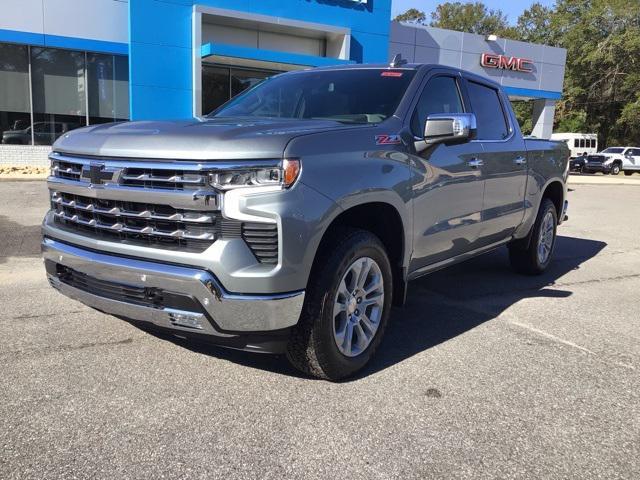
left=0, top=145, right=52, bottom=167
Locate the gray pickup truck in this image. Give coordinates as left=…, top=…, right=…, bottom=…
left=42, top=61, right=569, bottom=380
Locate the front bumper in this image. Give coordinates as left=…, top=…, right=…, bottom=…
left=583, top=163, right=611, bottom=173
left=42, top=238, right=304, bottom=348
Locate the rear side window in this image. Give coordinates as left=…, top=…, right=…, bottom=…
left=411, top=76, right=464, bottom=136
left=466, top=81, right=509, bottom=140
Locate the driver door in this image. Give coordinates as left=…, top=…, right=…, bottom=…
left=408, top=73, right=485, bottom=271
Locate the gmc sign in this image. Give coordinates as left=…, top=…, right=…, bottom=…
left=481, top=53, right=533, bottom=73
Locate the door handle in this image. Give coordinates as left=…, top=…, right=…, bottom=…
left=468, top=158, right=484, bottom=168
left=514, top=156, right=527, bottom=165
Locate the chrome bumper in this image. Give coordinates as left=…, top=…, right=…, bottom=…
left=42, top=238, right=304, bottom=335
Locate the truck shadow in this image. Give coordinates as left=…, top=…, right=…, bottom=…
left=137, top=235, right=607, bottom=381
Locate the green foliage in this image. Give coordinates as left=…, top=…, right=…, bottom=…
left=394, top=8, right=426, bottom=24
left=430, top=2, right=512, bottom=37
left=511, top=101, right=534, bottom=136
left=515, top=3, right=557, bottom=45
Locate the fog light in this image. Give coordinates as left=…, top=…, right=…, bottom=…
left=167, top=310, right=204, bottom=330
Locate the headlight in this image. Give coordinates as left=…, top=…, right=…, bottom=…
left=209, top=159, right=301, bottom=191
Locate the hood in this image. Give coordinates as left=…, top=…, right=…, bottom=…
left=52, top=117, right=361, bottom=160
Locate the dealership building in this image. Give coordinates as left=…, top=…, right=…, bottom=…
left=0, top=0, right=566, bottom=165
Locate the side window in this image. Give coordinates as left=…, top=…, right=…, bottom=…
left=411, top=76, right=464, bottom=136
left=466, top=81, right=509, bottom=140
left=574, top=139, right=579, bottom=148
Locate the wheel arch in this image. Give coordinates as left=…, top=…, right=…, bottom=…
left=541, top=179, right=565, bottom=220
left=311, top=198, right=410, bottom=307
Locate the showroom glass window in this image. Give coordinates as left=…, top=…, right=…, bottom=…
left=0, top=44, right=32, bottom=145
left=0, top=42, right=129, bottom=146
left=87, top=53, right=129, bottom=125
left=202, top=65, right=275, bottom=114
left=30, top=47, right=87, bottom=145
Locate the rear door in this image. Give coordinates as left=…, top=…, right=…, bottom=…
left=463, top=78, right=528, bottom=247
left=627, top=148, right=640, bottom=170
left=408, top=71, right=486, bottom=269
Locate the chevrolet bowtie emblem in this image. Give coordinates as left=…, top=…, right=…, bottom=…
left=81, top=162, right=113, bottom=185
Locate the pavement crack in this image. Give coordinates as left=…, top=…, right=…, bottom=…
left=7, top=310, right=87, bottom=321
left=510, top=321, right=635, bottom=371
left=0, top=337, right=137, bottom=359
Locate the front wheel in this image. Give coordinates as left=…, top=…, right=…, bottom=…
left=287, top=228, right=393, bottom=380
left=509, top=198, right=558, bottom=275
left=610, top=163, right=621, bottom=175
left=624, top=171, right=634, bottom=176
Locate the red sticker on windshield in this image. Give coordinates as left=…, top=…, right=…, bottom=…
left=381, top=71, right=403, bottom=77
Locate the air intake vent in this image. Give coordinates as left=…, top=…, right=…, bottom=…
left=242, top=222, right=278, bottom=265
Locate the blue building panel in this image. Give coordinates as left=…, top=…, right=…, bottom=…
left=130, top=85, right=193, bottom=120
left=129, top=0, right=392, bottom=120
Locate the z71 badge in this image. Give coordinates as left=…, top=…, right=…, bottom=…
left=375, top=134, right=401, bottom=145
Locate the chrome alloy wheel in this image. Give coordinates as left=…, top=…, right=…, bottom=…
left=332, top=256, right=385, bottom=357
left=537, top=210, right=555, bottom=265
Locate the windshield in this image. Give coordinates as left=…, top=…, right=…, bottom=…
left=209, top=69, right=416, bottom=124
left=602, top=147, right=624, bottom=154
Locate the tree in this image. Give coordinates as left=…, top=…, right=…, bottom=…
left=550, top=0, right=640, bottom=146
left=430, top=2, right=511, bottom=37
left=516, top=3, right=556, bottom=45
left=394, top=8, right=426, bottom=24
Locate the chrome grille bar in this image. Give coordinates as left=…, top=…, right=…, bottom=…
left=52, top=194, right=213, bottom=223
left=52, top=211, right=214, bottom=240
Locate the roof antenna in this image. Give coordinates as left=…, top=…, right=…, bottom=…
left=390, top=53, right=408, bottom=68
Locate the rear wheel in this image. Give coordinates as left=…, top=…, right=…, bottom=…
left=509, top=198, right=558, bottom=275
left=287, top=228, right=392, bottom=380
left=624, top=171, right=634, bottom=176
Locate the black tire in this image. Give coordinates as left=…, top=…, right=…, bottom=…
left=286, top=228, right=393, bottom=381
left=610, top=163, right=621, bottom=175
left=508, top=198, right=558, bottom=275
left=624, top=171, right=633, bottom=176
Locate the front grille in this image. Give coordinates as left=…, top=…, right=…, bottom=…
left=120, top=168, right=208, bottom=190
left=49, top=154, right=280, bottom=263
left=51, top=159, right=83, bottom=181
left=51, top=155, right=208, bottom=191
left=242, top=223, right=279, bottom=264
left=51, top=191, right=218, bottom=252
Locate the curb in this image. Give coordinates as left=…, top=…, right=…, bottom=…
left=0, top=176, right=47, bottom=182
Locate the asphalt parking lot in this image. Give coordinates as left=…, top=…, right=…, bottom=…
left=1, top=181, right=638, bottom=479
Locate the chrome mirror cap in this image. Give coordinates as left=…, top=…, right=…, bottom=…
left=423, top=113, right=477, bottom=145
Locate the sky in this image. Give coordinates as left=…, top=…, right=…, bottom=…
left=390, top=0, right=557, bottom=25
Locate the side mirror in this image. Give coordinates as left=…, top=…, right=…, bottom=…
left=423, top=113, right=477, bottom=145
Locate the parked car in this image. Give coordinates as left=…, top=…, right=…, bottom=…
left=583, top=147, right=640, bottom=175
left=2, top=121, right=78, bottom=145
left=41, top=61, right=570, bottom=380
left=569, top=153, right=588, bottom=173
